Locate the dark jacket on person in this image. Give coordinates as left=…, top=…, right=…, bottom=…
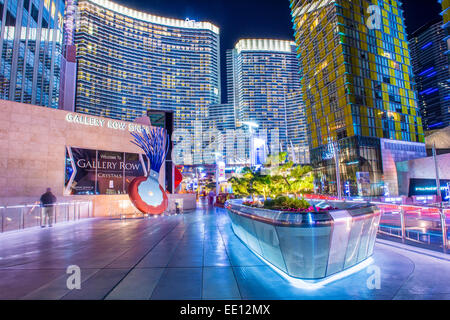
left=40, top=192, right=57, bottom=207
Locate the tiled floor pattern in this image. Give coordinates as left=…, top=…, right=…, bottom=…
left=0, top=207, right=449, bottom=300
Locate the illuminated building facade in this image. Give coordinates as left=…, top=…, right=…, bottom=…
left=439, top=0, right=450, bottom=53
left=72, top=0, right=221, bottom=148
left=206, top=103, right=236, bottom=133
left=227, top=39, right=309, bottom=164
left=290, top=0, right=426, bottom=196
left=203, top=103, right=249, bottom=166
left=0, top=0, right=64, bottom=108
left=409, top=19, right=450, bottom=131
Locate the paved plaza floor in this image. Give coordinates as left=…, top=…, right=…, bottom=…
left=0, top=206, right=449, bottom=300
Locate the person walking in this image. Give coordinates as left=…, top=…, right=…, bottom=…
left=40, top=188, right=57, bottom=228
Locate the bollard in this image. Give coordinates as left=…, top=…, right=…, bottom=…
left=439, top=207, right=448, bottom=254
left=1, top=207, right=4, bottom=233
left=20, top=207, right=24, bottom=229
left=400, top=207, right=406, bottom=244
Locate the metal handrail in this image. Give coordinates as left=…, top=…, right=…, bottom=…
left=377, top=203, right=448, bottom=254
left=0, top=201, right=92, bottom=233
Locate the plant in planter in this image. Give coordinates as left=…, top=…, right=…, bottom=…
left=229, top=152, right=314, bottom=207
left=228, top=167, right=254, bottom=199
left=289, top=165, right=314, bottom=197
left=226, top=196, right=379, bottom=280
left=265, top=153, right=314, bottom=197
left=226, top=153, right=379, bottom=280
left=264, top=196, right=310, bottom=210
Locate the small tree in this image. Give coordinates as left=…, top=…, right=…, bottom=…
left=229, top=167, right=255, bottom=199
left=289, top=165, right=314, bottom=197
left=229, top=176, right=249, bottom=198
left=264, top=153, right=314, bottom=198
left=264, top=152, right=293, bottom=197
left=229, top=155, right=314, bottom=201
left=252, top=173, right=272, bottom=200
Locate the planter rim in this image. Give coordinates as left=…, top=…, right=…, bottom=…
left=225, top=199, right=379, bottom=227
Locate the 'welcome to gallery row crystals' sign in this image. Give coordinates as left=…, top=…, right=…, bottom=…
left=64, top=146, right=148, bottom=195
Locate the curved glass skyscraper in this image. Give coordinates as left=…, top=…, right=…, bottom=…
left=73, top=0, right=221, bottom=129
left=409, top=19, right=450, bottom=131
left=227, top=39, right=309, bottom=164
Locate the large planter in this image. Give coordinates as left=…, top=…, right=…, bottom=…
left=225, top=199, right=380, bottom=280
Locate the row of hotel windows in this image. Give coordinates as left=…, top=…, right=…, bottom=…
left=76, top=20, right=217, bottom=41
left=77, top=80, right=217, bottom=93
left=302, top=50, right=416, bottom=106
left=77, top=60, right=217, bottom=75
left=304, top=43, right=412, bottom=93
left=77, top=40, right=217, bottom=56
left=79, top=6, right=216, bottom=37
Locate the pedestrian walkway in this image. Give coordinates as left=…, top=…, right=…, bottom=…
left=0, top=207, right=449, bottom=300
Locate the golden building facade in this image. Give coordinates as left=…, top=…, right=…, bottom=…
left=290, top=0, right=426, bottom=196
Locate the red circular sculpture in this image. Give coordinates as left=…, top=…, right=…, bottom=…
left=128, top=176, right=168, bottom=215
left=128, top=127, right=170, bottom=215
left=174, top=167, right=183, bottom=190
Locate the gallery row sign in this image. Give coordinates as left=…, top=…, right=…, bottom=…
left=65, top=113, right=151, bottom=133
left=64, top=146, right=148, bottom=195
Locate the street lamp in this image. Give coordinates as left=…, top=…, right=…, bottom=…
left=213, top=152, right=224, bottom=194
left=331, top=140, right=342, bottom=200
left=433, top=143, right=447, bottom=253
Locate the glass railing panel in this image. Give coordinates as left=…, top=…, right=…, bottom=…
left=0, top=201, right=92, bottom=233
left=253, top=219, right=287, bottom=273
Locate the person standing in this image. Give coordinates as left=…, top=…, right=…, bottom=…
left=40, top=188, right=57, bottom=227
left=208, top=190, right=216, bottom=206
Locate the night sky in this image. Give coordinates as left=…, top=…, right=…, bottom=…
left=113, top=0, right=443, bottom=103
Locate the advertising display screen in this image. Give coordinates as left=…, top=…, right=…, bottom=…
left=409, top=178, right=450, bottom=197
left=65, top=147, right=147, bottom=195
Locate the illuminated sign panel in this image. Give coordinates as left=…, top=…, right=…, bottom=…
left=409, top=178, right=450, bottom=197
left=65, top=113, right=151, bottom=133
left=65, top=147, right=147, bottom=195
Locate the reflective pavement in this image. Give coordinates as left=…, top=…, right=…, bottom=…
left=0, top=207, right=449, bottom=300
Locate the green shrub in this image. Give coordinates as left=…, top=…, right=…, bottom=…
left=264, top=196, right=310, bottom=210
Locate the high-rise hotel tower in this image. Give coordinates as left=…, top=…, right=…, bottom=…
left=227, top=39, right=309, bottom=164
left=439, top=0, right=450, bottom=129
left=70, top=0, right=221, bottom=129
left=409, top=19, right=450, bottom=131
left=290, top=0, right=426, bottom=196
left=439, top=0, right=450, bottom=53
